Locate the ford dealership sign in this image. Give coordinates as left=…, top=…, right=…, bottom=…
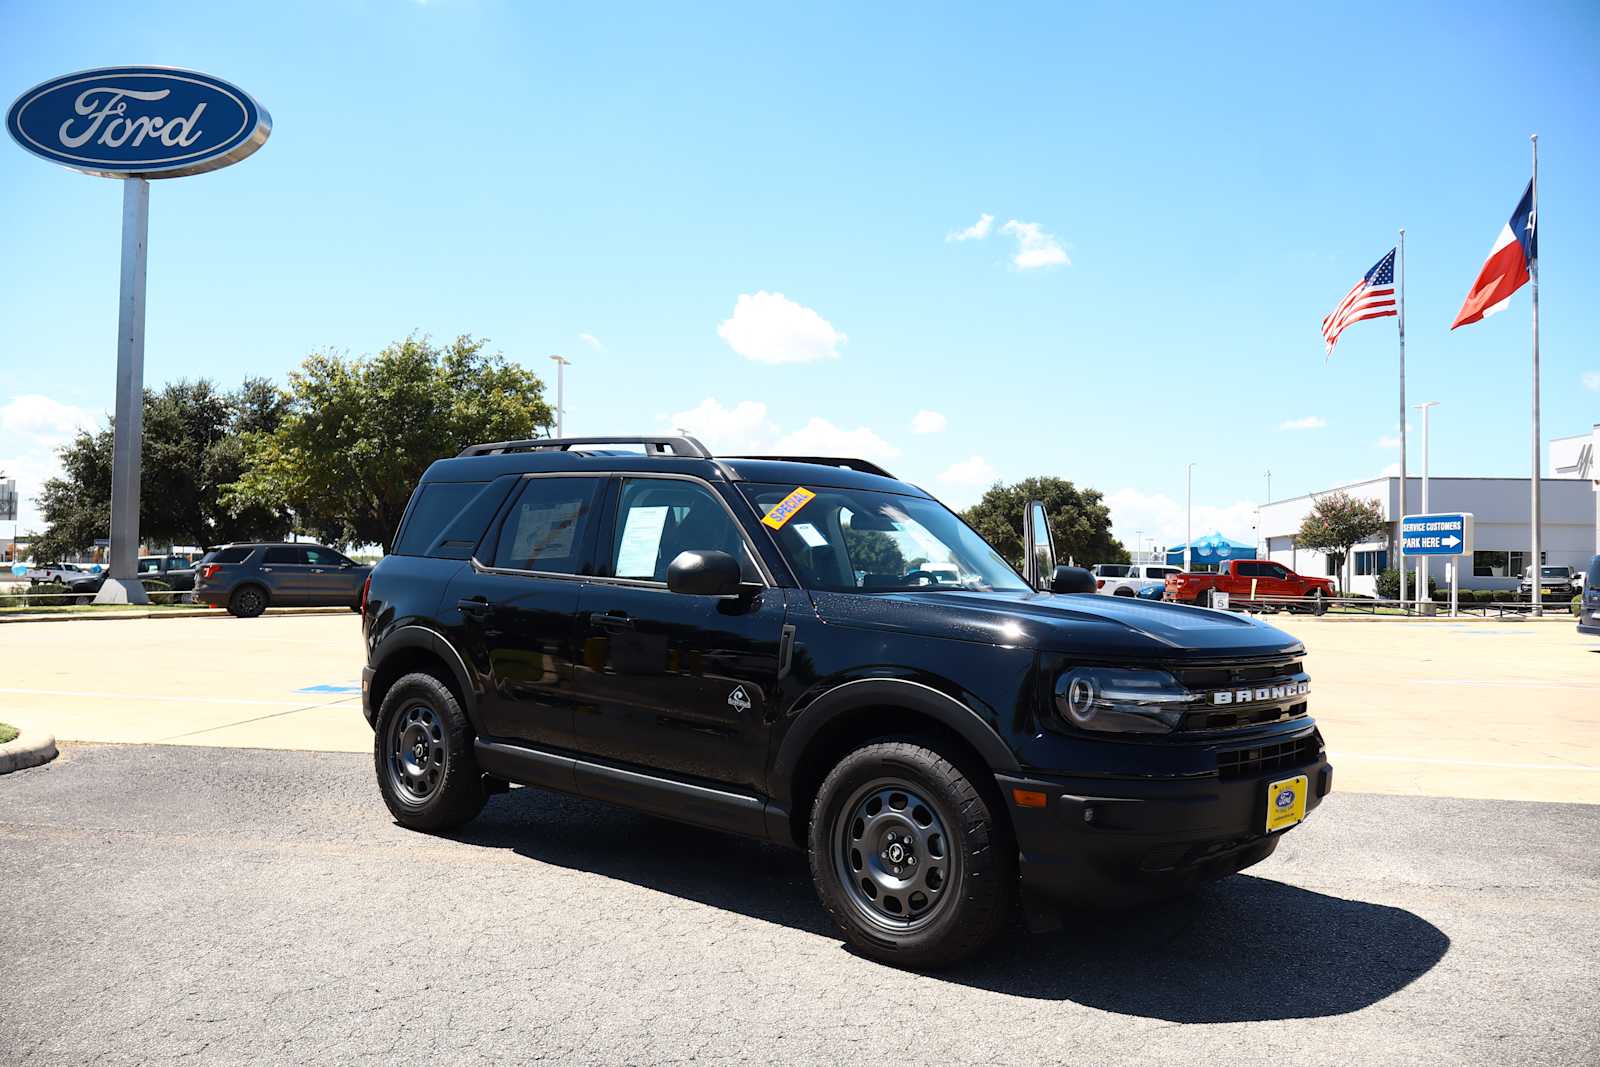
left=7, top=66, right=270, bottom=179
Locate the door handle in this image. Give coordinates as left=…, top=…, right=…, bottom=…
left=457, top=597, right=491, bottom=617
left=588, top=611, right=634, bottom=630
left=261, top=567, right=273, bottom=572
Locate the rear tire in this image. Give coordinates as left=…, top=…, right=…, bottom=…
left=228, top=585, right=268, bottom=618
left=374, top=671, right=486, bottom=832
left=808, top=739, right=1014, bottom=969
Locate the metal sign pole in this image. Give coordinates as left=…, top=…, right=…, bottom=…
left=95, top=177, right=151, bottom=605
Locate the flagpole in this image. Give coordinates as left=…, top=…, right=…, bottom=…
left=1530, top=134, right=1542, bottom=616
left=1398, top=229, right=1408, bottom=608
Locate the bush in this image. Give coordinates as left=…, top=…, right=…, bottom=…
left=1375, top=568, right=1438, bottom=601
left=1575, top=595, right=1584, bottom=616
left=142, top=578, right=172, bottom=593
left=1474, top=589, right=1499, bottom=604
left=24, top=581, right=72, bottom=607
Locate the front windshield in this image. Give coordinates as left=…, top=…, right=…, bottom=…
left=740, top=482, right=1030, bottom=594
left=1541, top=567, right=1568, bottom=578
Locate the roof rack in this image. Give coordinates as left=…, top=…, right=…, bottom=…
left=458, top=435, right=711, bottom=459
left=728, top=455, right=896, bottom=480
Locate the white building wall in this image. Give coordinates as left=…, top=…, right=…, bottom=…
left=1259, top=475, right=1596, bottom=597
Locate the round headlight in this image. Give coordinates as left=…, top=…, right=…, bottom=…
left=1061, top=673, right=1097, bottom=724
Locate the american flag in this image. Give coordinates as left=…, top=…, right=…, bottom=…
left=1322, top=248, right=1397, bottom=355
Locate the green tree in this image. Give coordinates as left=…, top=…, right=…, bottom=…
left=842, top=528, right=906, bottom=575
left=31, top=379, right=292, bottom=559
left=227, top=334, right=552, bottom=551
left=961, top=476, right=1127, bottom=570
left=1296, top=491, right=1387, bottom=593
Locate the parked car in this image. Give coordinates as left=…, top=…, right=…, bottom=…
left=25, top=562, right=93, bottom=586
left=194, top=542, right=371, bottom=617
left=1135, top=582, right=1166, bottom=601
left=360, top=434, right=1331, bottom=968
left=1519, top=565, right=1577, bottom=599
left=1579, top=556, right=1600, bottom=637
left=137, top=554, right=197, bottom=593
left=1091, top=562, right=1180, bottom=597
left=1166, top=559, right=1335, bottom=612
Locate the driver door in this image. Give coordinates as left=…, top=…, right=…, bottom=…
left=573, top=476, right=786, bottom=792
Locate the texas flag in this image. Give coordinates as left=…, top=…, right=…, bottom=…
left=1451, top=180, right=1536, bottom=329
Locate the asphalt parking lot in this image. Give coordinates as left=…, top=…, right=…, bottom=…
left=3, top=612, right=1598, bottom=1065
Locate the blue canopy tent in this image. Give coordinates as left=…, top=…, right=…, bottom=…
left=1166, top=532, right=1257, bottom=571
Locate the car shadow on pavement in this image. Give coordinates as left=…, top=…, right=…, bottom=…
left=450, top=786, right=1449, bottom=1023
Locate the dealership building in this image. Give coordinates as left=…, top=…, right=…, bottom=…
left=1258, top=424, right=1599, bottom=597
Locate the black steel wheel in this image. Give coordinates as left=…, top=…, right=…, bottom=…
left=229, top=585, right=267, bottom=618
left=373, top=671, right=485, bottom=831
left=809, top=739, right=1014, bottom=968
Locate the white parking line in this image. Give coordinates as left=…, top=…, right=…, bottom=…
left=0, top=686, right=342, bottom=708
left=1329, top=751, right=1600, bottom=772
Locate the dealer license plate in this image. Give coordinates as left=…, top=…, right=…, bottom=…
left=1265, top=774, right=1308, bottom=832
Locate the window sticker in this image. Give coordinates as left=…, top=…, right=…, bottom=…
left=511, top=500, right=582, bottom=563
left=762, top=487, right=816, bottom=529
left=616, top=505, right=670, bottom=576
left=792, top=522, right=829, bottom=548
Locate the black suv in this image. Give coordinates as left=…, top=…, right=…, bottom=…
left=362, top=436, right=1331, bottom=967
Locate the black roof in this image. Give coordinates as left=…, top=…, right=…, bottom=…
left=422, top=436, right=924, bottom=496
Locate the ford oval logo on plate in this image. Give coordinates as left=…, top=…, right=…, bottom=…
left=7, top=66, right=270, bottom=179
left=1275, top=787, right=1297, bottom=809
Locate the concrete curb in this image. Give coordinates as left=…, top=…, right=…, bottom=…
left=0, top=729, right=59, bottom=774
left=0, top=607, right=352, bottom=625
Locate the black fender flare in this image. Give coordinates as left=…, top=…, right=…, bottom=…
left=370, top=624, right=481, bottom=728
left=768, top=677, right=1021, bottom=809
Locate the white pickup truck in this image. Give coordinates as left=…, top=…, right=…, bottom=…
left=1090, top=562, right=1180, bottom=597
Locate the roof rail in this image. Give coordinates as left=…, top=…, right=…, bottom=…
left=458, top=435, right=711, bottom=459
left=728, top=455, right=897, bottom=480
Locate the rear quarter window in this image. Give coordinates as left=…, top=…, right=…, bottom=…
left=213, top=546, right=252, bottom=564
left=393, top=482, right=488, bottom=557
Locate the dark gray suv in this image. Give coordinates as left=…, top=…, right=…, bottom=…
left=194, top=542, right=371, bottom=617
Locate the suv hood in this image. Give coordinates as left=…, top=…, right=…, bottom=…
left=807, top=588, right=1301, bottom=660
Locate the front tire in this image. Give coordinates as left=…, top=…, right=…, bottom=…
left=374, top=671, right=486, bottom=832
left=808, top=740, right=1014, bottom=969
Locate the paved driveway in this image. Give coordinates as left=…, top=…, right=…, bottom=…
left=3, top=744, right=1597, bottom=1066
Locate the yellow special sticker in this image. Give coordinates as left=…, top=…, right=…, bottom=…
left=762, top=487, right=817, bottom=529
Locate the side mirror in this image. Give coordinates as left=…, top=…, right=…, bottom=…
left=1050, top=565, right=1096, bottom=594
left=666, top=550, right=743, bottom=597
left=1022, top=500, right=1056, bottom=591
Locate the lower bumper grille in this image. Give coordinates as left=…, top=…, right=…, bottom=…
left=1216, top=732, right=1322, bottom=781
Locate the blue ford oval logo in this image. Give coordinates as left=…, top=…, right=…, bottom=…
left=7, top=66, right=270, bottom=179
left=1275, top=787, right=1296, bottom=809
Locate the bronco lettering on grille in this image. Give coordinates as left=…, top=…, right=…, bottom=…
left=1211, top=681, right=1309, bottom=706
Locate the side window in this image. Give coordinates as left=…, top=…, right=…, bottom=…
left=214, top=546, right=252, bottom=564
left=1263, top=563, right=1290, bottom=580
left=263, top=546, right=300, bottom=565
left=137, top=559, right=160, bottom=574
left=611, top=478, right=755, bottom=583
left=394, top=482, right=487, bottom=557
left=302, top=546, right=346, bottom=566
left=492, top=477, right=604, bottom=574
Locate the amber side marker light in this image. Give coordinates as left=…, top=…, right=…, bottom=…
left=1012, top=789, right=1048, bottom=808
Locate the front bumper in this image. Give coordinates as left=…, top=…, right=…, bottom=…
left=998, top=755, right=1332, bottom=902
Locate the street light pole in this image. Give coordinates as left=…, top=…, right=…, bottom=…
left=1185, top=463, right=1195, bottom=573
left=549, top=355, right=570, bottom=437
left=1415, top=401, right=1439, bottom=611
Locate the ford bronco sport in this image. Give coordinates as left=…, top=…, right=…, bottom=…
left=361, top=435, right=1331, bottom=967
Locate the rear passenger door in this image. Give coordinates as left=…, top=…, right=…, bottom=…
left=301, top=545, right=359, bottom=604
left=443, top=474, right=607, bottom=752
left=260, top=545, right=314, bottom=603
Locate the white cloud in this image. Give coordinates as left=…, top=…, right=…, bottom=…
left=946, top=213, right=994, bottom=242
left=665, top=398, right=777, bottom=454
left=774, top=418, right=900, bottom=463
left=1104, top=487, right=1261, bottom=551
left=578, top=332, right=604, bottom=352
left=999, top=219, right=1069, bottom=269
left=0, top=394, right=100, bottom=535
left=1583, top=371, right=1600, bottom=392
left=910, top=410, right=947, bottom=434
left=1278, top=415, right=1327, bottom=431
left=938, top=454, right=998, bottom=486
left=717, top=291, right=846, bottom=365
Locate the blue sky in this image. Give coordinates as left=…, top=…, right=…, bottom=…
left=2, top=1, right=1597, bottom=548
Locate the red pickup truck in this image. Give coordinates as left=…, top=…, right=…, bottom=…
left=1165, top=559, right=1334, bottom=611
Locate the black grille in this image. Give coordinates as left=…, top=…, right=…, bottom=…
left=1216, top=732, right=1321, bottom=780
left=1176, top=657, right=1304, bottom=690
